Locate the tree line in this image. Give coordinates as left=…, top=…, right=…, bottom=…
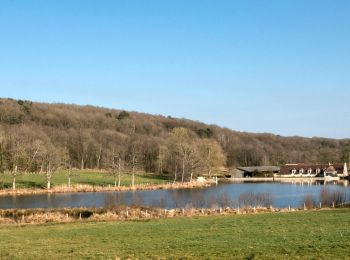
left=0, top=98, right=349, bottom=189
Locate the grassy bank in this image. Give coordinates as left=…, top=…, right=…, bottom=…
left=0, top=169, right=168, bottom=189
left=0, top=209, right=349, bottom=259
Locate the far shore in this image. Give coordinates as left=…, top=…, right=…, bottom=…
left=1, top=176, right=349, bottom=197
left=0, top=180, right=213, bottom=197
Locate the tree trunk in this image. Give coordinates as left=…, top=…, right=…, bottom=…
left=160, top=159, right=163, bottom=175
left=80, top=156, right=84, bottom=170
left=68, top=168, right=71, bottom=188
left=173, top=163, right=177, bottom=184
left=208, top=148, right=211, bottom=178
left=12, top=176, right=16, bottom=190
left=40, top=161, right=44, bottom=174
left=181, top=158, right=185, bottom=183
left=96, top=146, right=102, bottom=169
left=132, top=156, right=135, bottom=187
left=118, top=158, right=121, bottom=187
left=12, top=165, right=17, bottom=190
left=190, top=162, right=194, bottom=182
left=47, top=163, right=52, bottom=190
left=24, top=147, right=39, bottom=173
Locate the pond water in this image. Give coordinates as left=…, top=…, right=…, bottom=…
left=0, top=181, right=349, bottom=209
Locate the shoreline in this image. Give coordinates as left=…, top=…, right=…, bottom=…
left=0, top=205, right=346, bottom=225
left=0, top=181, right=212, bottom=197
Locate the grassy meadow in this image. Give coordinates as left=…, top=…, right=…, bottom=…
left=0, top=170, right=169, bottom=189
left=0, top=209, right=349, bottom=259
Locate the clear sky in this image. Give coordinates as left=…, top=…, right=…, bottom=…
left=0, top=0, right=349, bottom=139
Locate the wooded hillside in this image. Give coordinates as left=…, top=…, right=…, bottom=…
left=0, top=98, right=349, bottom=180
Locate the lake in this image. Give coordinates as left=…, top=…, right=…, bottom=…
left=0, top=180, right=349, bottom=209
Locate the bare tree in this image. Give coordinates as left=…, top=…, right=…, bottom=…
left=41, top=142, right=63, bottom=190
left=130, top=146, right=137, bottom=187
left=168, top=128, right=195, bottom=182
left=110, top=153, right=123, bottom=187
left=116, top=155, right=122, bottom=187
left=24, top=139, right=42, bottom=173
left=7, top=133, right=25, bottom=190
left=173, top=161, right=178, bottom=184
left=198, top=139, right=225, bottom=178
left=126, top=137, right=139, bottom=187
left=0, top=130, right=5, bottom=173
left=188, top=144, right=202, bottom=182
left=157, top=145, right=168, bottom=175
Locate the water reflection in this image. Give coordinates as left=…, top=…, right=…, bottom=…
left=0, top=181, right=349, bottom=210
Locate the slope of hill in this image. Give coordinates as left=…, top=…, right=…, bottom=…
left=0, top=98, right=349, bottom=179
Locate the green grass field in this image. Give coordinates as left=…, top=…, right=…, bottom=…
left=0, top=209, right=349, bottom=259
left=0, top=170, right=169, bottom=189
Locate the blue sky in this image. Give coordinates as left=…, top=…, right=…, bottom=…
left=0, top=0, right=349, bottom=138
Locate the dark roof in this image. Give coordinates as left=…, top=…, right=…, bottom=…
left=280, top=164, right=344, bottom=175
left=236, top=166, right=280, bottom=173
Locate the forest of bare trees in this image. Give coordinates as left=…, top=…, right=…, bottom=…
left=0, top=98, right=349, bottom=184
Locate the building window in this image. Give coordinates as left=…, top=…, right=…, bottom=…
left=299, top=169, right=304, bottom=174
left=316, top=168, right=321, bottom=174
left=291, top=169, right=297, bottom=174
left=307, top=168, right=312, bottom=174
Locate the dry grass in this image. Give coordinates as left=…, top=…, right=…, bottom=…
left=0, top=205, right=312, bottom=225
left=0, top=181, right=211, bottom=196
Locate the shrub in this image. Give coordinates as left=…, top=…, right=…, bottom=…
left=320, top=187, right=347, bottom=207
left=238, top=191, right=273, bottom=208
left=117, top=111, right=130, bottom=120
left=302, top=194, right=316, bottom=209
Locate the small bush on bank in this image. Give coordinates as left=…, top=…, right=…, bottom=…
left=320, top=187, right=347, bottom=207
left=238, top=191, right=273, bottom=208
left=302, top=194, right=316, bottom=209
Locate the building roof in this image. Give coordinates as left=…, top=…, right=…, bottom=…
left=325, top=165, right=336, bottom=173
left=236, top=166, right=280, bottom=173
left=280, top=163, right=344, bottom=175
